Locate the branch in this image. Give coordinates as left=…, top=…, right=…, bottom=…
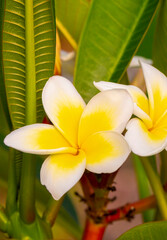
left=104, top=195, right=156, bottom=223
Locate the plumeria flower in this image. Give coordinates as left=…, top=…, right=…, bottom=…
left=4, top=76, right=133, bottom=200
left=94, top=62, right=167, bottom=156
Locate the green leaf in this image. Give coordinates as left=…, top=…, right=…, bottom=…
left=153, top=0, right=167, bottom=75
left=133, top=154, right=155, bottom=222
left=137, top=13, right=157, bottom=59
left=0, top=91, right=23, bottom=191
left=2, top=0, right=56, bottom=129
left=56, top=0, right=90, bottom=43
left=0, top=0, right=12, bottom=130
left=117, top=221, right=167, bottom=240
left=0, top=100, right=10, bottom=150
left=74, top=0, right=159, bottom=102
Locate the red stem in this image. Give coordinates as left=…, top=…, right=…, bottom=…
left=81, top=173, right=158, bottom=239
left=82, top=218, right=106, bottom=240
left=105, top=195, right=156, bottom=223
left=80, top=173, right=94, bottom=197
left=82, top=195, right=156, bottom=240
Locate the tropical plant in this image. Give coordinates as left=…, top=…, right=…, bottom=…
left=1, top=0, right=167, bottom=239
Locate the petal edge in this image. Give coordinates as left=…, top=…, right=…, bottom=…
left=81, top=131, right=130, bottom=174
left=40, top=151, right=86, bottom=200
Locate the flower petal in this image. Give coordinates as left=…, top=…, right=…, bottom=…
left=94, top=81, right=152, bottom=128
left=42, top=76, right=86, bottom=147
left=81, top=131, right=130, bottom=174
left=134, top=104, right=152, bottom=128
left=4, top=124, right=76, bottom=155
left=129, top=56, right=152, bottom=68
left=141, top=62, right=167, bottom=124
left=154, top=109, right=167, bottom=130
left=40, top=150, right=86, bottom=200
left=125, top=118, right=167, bottom=156
left=78, top=89, right=133, bottom=145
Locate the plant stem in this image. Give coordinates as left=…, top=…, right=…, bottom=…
left=80, top=172, right=117, bottom=240
left=160, top=150, right=167, bottom=185
left=0, top=207, right=8, bottom=232
left=82, top=218, right=106, bottom=240
left=141, top=157, right=167, bottom=220
left=43, top=196, right=64, bottom=227
left=19, top=0, right=36, bottom=224
left=20, top=154, right=36, bottom=223
left=105, top=195, right=156, bottom=223
left=132, top=154, right=155, bottom=222
left=6, top=149, right=17, bottom=216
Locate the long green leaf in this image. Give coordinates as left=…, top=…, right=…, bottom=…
left=117, top=221, right=167, bottom=240
left=137, top=13, right=157, bottom=59
left=0, top=0, right=12, bottom=130
left=2, top=0, right=56, bottom=129
left=153, top=0, right=167, bottom=75
left=74, top=0, right=159, bottom=102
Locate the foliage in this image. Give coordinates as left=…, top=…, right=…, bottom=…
left=74, top=0, right=159, bottom=102
left=153, top=0, right=167, bottom=75
left=1, top=0, right=167, bottom=239
left=118, top=221, right=167, bottom=240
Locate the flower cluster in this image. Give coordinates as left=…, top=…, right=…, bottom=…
left=4, top=63, right=167, bottom=199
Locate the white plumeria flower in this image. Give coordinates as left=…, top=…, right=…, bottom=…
left=4, top=76, right=133, bottom=200
left=94, top=62, right=167, bottom=156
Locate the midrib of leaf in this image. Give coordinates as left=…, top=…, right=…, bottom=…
left=25, top=0, right=36, bottom=124
left=19, top=0, right=36, bottom=223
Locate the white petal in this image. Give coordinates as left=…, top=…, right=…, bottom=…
left=4, top=124, right=76, bottom=155
left=129, top=56, right=152, bottom=68
left=42, top=76, right=86, bottom=147
left=141, top=62, right=167, bottom=123
left=125, top=118, right=167, bottom=156
left=94, top=81, right=152, bottom=128
left=40, top=150, right=86, bottom=200
left=134, top=103, right=152, bottom=129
